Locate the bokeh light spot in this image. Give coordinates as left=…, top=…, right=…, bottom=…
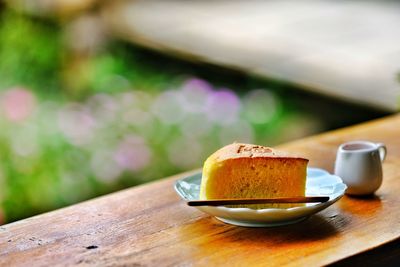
left=219, top=120, right=254, bottom=145
left=58, top=103, right=96, bottom=146
left=1, top=87, right=36, bottom=123
left=167, top=136, right=202, bottom=169
left=181, top=78, right=212, bottom=113
left=206, top=88, right=241, bottom=125
left=243, top=89, right=279, bottom=124
left=90, top=149, right=122, bottom=183
left=113, top=135, right=152, bottom=172
left=151, top=90, right=186, bottom=125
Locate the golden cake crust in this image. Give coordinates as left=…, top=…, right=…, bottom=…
left=208, top=143, right=308, bottom=163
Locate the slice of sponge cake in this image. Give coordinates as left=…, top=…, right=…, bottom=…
left=199, top=143, right=308, bottom=208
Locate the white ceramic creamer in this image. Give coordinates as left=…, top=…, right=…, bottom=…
left=334, top=141, right=386, bottom=196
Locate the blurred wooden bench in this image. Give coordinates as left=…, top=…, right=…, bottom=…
left=102, top=0, right=400, bottom=112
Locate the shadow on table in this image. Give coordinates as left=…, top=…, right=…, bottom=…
left=180, top=213, right=347, bottom=248
left=215, top=214, right=344, bottom=243
left=175, top=213, right=346, bottom=265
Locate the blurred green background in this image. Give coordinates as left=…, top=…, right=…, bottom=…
left=0, top=2, right=388, bottom=223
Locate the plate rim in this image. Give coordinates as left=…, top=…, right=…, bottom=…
left=174, top=167, right=347, bottom=213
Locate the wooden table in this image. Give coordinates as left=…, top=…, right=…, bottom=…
left=1, top=115, right=400, bottom=266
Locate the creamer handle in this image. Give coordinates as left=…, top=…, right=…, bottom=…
left=376, top=143, right=387, bottom=162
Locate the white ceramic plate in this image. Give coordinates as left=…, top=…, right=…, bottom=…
left=174, top=168, right=347, bottom=227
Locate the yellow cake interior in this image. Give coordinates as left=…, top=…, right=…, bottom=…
left=199, top=143, right=308, bottom=208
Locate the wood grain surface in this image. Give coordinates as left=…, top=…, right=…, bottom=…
left=1, top=114, right=400, bottom=266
